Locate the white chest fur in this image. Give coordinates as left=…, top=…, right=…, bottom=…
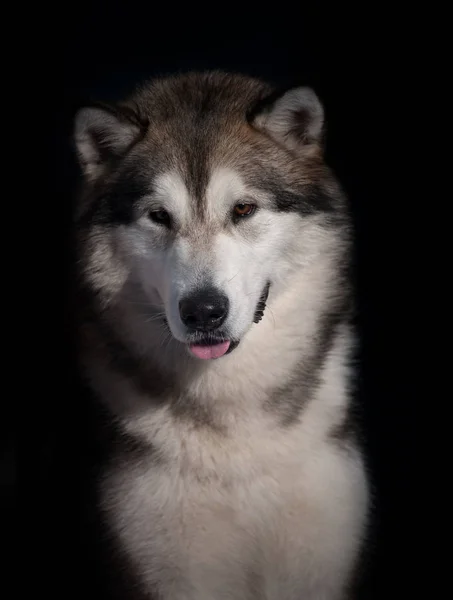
left=99, top=343, right=369, bottom=600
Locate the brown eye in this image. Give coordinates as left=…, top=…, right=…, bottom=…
left=148, top=209, right=171, bottom=227
left=233, top=203, right=256, bottom=219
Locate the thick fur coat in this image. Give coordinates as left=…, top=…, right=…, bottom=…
left=73, top=71, right=369, bottom=599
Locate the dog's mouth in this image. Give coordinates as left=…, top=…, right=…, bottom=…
left=163, top=282, right=270, bottom=360
left=188, top=338, right=239, bottom=360
left=253, top=281, right=270, bottom=324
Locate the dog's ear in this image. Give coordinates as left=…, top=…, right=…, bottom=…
left=73, top=103, right=147, bottom=181
left=250, top=87, right=324, bottom=152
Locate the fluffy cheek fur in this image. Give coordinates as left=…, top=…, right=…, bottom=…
left=207, top=218, right=303, bottom=340
left=116, top=224, right=169, bottom=310
left=80, top=226, right=133, bottom=306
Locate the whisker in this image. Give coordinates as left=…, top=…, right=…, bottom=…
left=144, top=313, right=167, bottom=324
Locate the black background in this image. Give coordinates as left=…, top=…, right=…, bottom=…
left=11, top=6, right=417, bottom=599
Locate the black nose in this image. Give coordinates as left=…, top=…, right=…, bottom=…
left=179, top=288, right=229, bottom=332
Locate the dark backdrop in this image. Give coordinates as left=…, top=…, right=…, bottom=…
left=13, top=7, right=416, bottom=599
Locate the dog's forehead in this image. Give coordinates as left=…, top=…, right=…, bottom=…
left=153, top=167, right=250, bottom=216
left=134, top=71, right=271, bottom=126
left=140, top=115, right=263, bottom=213
left=130, top=72, right=274, bottom=209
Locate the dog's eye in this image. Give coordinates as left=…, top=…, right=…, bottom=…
left=233, top=203, right=256, bottom=219
left=148, top=209, right=171, bottom=227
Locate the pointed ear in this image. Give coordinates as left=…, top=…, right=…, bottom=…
left=73, top=103, right=147, bottom=181
left=251, top=87, right=324, bottom=151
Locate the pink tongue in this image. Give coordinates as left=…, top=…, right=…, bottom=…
left=189, top=340, right=231, bottom=360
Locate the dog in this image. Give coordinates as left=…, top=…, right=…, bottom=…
left=73, top=70, right=369, bottom=599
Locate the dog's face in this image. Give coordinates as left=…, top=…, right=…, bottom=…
left=74, top=72, right=342, bottom=360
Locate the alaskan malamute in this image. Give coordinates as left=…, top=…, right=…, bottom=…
left=73, top=71, right=369, bottom=599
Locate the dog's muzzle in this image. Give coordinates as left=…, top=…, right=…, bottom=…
left=161, top=281, right=271, bottom=358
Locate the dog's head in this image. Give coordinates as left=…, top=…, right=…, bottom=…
left=74, top=72, right=346, bottom=360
